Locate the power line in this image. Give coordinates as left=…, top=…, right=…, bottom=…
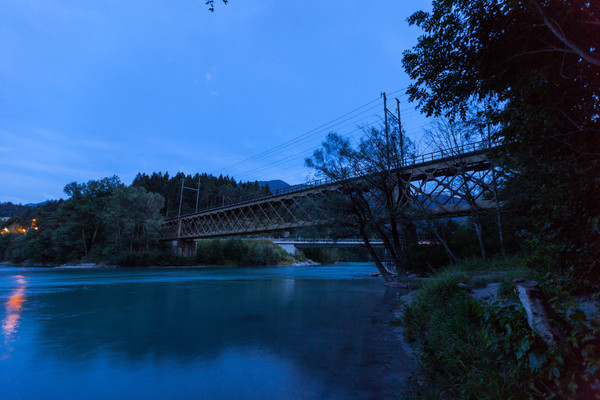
left=234, top=126, right=434, bottom=181
left=231, top=120, right=380, bottom=180
left=214, top=105, right=383, bottom=178
left=210, top=88, right=413, bottom=175
left=211, top=88, right=430, bottom=183
left=210, top=97, right=383, bottom=175
left=238, top=119, right=435, bottom=183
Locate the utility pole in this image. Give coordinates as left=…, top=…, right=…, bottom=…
left=178, top=177, right=202, bottom=216
left=396, top=97, right=403, bottom=167
left=195, top=178, right=201, bottom=212
left=178, top=178, right=184, bottom=218
left=177, top=178, right=184, bottom=240
left=381, top=92, right=390, bottom=170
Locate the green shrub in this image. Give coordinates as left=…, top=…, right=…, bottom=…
left=402, top=265, right=600, bottom=399
left=194, top=238, right=293, bottom=266
left=301, top=248, right=339, bottom=264
left=480, top=299, right=600, bottom=399
left=411, top=244, right=452, bottom=273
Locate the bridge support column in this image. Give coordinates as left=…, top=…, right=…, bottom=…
left=279, top=243, right=298, bottom=255
left=172, top=239, right=197, bottom=257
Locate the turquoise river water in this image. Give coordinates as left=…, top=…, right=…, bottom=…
left=0, top=263, right=413, bottom=399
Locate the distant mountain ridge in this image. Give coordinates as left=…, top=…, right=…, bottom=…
left=257, top=180, right=290, bottom=192
left=0, top=202, right=34, bottom=218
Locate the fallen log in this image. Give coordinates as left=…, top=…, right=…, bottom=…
left=513, top=278, right=564, bottom=347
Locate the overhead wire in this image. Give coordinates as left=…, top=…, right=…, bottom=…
left=213, top=87, right=431, bottom=182
left=234, top=115, right=432, bottom=181
left=211, top=88, right=414, bottom=175
left=231, top=118, right=381, bottom=180
left=210, top=96, right=385, bottom=175
left=213, top=105, right=384, bottom=178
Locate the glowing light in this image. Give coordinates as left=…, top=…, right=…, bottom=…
left=2, top=276, right=27, bottom=354
left=2, top=314, right=20, bottom=337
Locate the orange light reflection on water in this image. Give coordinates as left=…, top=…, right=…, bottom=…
left=1, top=275, right=27, bottom=356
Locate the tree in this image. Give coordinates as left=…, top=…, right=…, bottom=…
left=101, top=186, right=164, bottom=254
left=423, top=119, right=497, bottom=261
left=58, top=176, right=123, bottom=260
left=306, top=126, right=417, bottom=283
left=133, top=171, right=271, bottom=217
left=403, top=0, right=600, bottom=281
left=205, top=0, right=227, bottom=12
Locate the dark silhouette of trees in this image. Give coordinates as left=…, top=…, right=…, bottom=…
left=306, top=127, right=417, bottom=283
left=132, top=172, right=270, bottom=217
left=403, top=0, right=600, bottom=282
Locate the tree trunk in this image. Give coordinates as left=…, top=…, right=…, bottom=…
left=81, top=228, right=88, bottom=257
left=490, top=159, right=506, bottom=256
left=359, top=229, right=394, bottom=283
left=473, top=216, right=487, bottom=261
left=389, top=221, right=407, bottom=278
left=91, top=223, right=98, bottom=247
left=463, top=173, right=488, bottom=262
left=432, top=228, right=458, bottom=264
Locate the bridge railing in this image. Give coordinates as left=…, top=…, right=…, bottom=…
left=166, top=140, right=492, bottom=221
left=270, top=140, right=489, bottom=197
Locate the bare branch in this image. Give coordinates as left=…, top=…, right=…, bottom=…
left=528, top=0, right=600, bottom=67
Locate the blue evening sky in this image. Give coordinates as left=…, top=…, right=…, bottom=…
left=0, top=0, right=432, bottom=204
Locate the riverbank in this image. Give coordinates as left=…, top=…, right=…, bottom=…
left=398, top=256, right=600, bottom=399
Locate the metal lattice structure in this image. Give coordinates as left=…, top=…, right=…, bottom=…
left=161, top=143, right=500, bottom=241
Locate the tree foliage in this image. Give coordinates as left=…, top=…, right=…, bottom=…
left=1, top=171, right=275, bottom=266
left=205, top=0, right=228, bottom=12
left=132, top=172, right=270, bottom=217
left=403, top=0, right=600, bottom=282
left=306, top=126, right=417, bottom=282
left=0, top=177, right=165, bottom=265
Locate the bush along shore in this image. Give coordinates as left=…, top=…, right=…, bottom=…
left=399, top=256, right=600, bottom=400
left=1, top=236, right=297, bottom=268
left=1, top=233, right=373, bottom=268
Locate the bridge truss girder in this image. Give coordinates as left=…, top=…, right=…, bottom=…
left=161, top=150, right=500, bottom=241
left=161, top=189, right=331, bottom=240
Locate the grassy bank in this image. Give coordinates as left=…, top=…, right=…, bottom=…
left=400, top=257, right=600, bottom=399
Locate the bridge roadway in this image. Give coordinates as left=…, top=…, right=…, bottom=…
left=161, top=142, right=497, bottom=242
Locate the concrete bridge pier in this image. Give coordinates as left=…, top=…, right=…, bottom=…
left=277, top=243, right=298, bottom=255
left=172, top=239, right=197, bottom=257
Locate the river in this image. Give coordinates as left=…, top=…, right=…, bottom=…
left=0, top=263, right=414, bottom=399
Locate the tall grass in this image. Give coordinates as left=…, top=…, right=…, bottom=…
left=402, top=269, right=526, bottom=399
left=401, top=257, right=600, bottom=399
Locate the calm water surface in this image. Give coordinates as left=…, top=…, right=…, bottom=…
left=0, top=263, right=412, bottom=399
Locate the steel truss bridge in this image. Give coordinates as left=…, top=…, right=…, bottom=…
left=161, top=142, right=498, bottom=242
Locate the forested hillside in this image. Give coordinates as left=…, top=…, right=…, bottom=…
left=132, top=172, right=271, bottom=217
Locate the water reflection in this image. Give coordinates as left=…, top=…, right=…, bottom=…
left=0, top=266, right=414, bottom=399
left=1, top=275, right=27, bottom=356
